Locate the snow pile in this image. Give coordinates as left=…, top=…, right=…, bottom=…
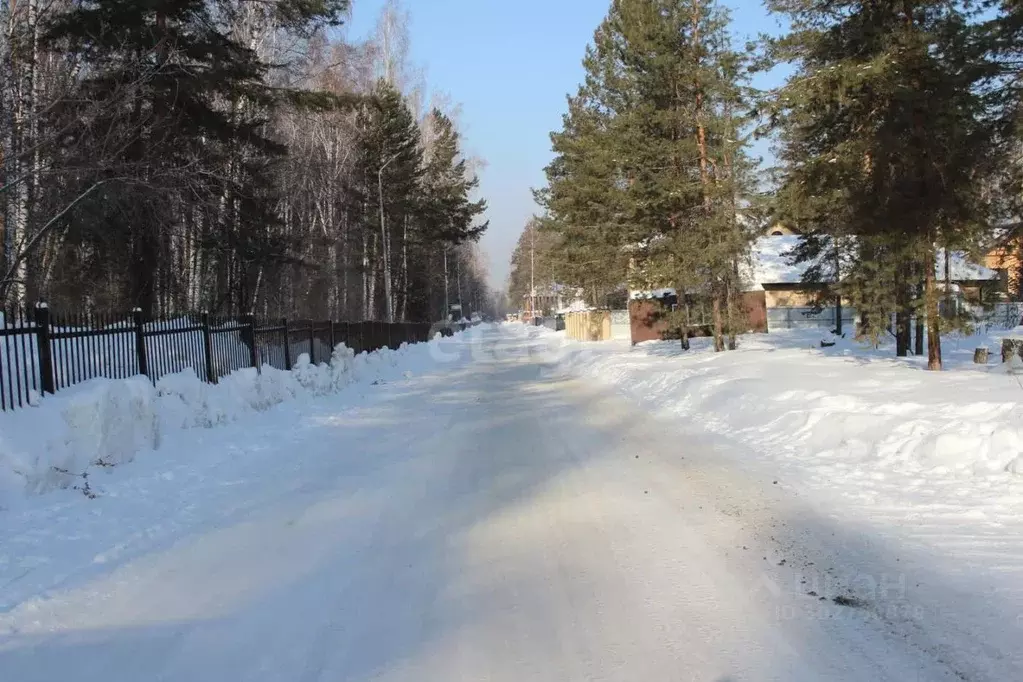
left=56, top=378, right=161, bottom=487
left=553, top=328, right=1023, bottom=488
left=0, top=335, right=458, bottom=501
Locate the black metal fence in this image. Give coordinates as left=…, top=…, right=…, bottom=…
left=0, top=304, right=432, bottom=411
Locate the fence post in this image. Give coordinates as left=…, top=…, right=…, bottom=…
left=342, top=321, right=352, bottom=351
left=33, top=301, right=56, bottom=395
left=241, top=313, right=259, bottom=372
left=309, top=321, right=315, bottom=364
left=282, top=318, right=291, bottom=369
left=201, top=311, right=216, bottom=384
left=132, top=307, right=149, bottom=378
left=328, top=320, right=335, bottom=352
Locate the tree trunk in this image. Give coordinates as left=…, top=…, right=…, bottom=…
left=377, top=167, right=393, bottom=322
left=712, top=291, right=724, bottom=352
left=325, top=197, right=337, bottom=317
left=455, top=253, right=463, bottom=312
left=914, top=273, right=925, bottom=356
left=726, top=273, right=737, bottom=350
left=944, top=245, right=952, bottom=316
left=399, top=214, right=409, bottom=321
left=691, top=0, right=724, bottom=353
left=0, top=1, right=13, bottom=292
left=443, top=246, right=449, bottom=321
left=2, top=0, right=31, bottom=305
left=340, top=208, right=349, bottom=319
left=895, top=269, right=910, bottom=357
left=368, top=234, right=378, bottom=320
left=24, top=0, right=40, bottom=302
left=895, top=307, right=910, bottom=356
left=833, top=245, right=843, bottom=335
left=925, top=246, right=942, bottom=370
left=361, top=226, right=370, bottom=320
left=1001, top=338, right=1023, bottom=364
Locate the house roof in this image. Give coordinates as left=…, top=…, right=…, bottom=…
left=744, top=236, right=810, bottom=291
left=744, top=236, right=998, bottom=290
left=935, top=250, right=998, bottom=281
left=556, top=299, right=592, bottom=313
left=629, top=287, right=677, bottom=300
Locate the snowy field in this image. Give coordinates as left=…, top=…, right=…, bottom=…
left=0, top=323, right=1021, bottom=680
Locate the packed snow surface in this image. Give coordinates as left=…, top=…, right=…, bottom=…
left=545, top=323, right=1023, bottom=681
left=0, top=324, right=1020, bottom=680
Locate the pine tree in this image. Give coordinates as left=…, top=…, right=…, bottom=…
left=39, top=0, right=351, bottom=316
left=537, top=81, right=628, bottom=305
left=354, top=88, right=487, bottom=323
left=538, top=0, right=758, bottom=347
left=420, top=110, right=488, bottom=245
left=414, top=109, right=488, bottom=321
left=355, top=81, right=422, bottom=321
left=507, top=218, right=563, bottom=313
left=770, top=0, right=1005, bottom=368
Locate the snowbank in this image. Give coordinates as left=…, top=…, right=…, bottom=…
left=0, top=334, right=456, bottom=502
left=552, top=327, right=1023, bottom=491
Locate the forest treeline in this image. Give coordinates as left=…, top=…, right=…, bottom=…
left=0, top=0, right=491, bottom=322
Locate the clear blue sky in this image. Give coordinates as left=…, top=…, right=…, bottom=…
left=346, top=0, right=785, bottom=290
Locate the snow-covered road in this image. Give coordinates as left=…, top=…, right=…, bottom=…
left=0, top=327, right=1006, bottom=680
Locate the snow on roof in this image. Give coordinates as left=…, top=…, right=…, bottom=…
left=744, top=235, right=810, bottom=291
left=556, top=298, right=592, bottom=313
left=522, top=283, right=570, bottom=298
left=629, top=287, right=677, bottom=300
left=743, top=236, right=998, bottom=290
left=935, top=250, right=998, bottom=281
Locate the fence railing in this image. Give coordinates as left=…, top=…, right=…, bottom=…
left=977, top=302, right=1023, bottom=331
left=0, top=304, right=432, bottom=412
left=767, top=305, right=858, bottom=331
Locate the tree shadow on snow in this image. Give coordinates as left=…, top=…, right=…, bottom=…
left=0, top=353, right=1019, bottom=681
